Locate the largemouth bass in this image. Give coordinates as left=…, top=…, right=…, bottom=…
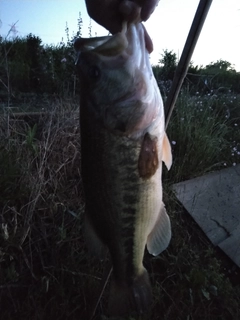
left=75, top=22, right=172, bottom=317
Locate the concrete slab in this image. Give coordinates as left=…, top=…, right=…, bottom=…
left=218, top=224, right=240, bottom=267
left=173, top=165, right=240, bottom=267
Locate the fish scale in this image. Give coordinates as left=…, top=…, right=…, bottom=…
left=81, top=116, right=142, bottom=277
left=81, top=104, right=163, bottom=280
left=75, top=22, right=172, bottom=316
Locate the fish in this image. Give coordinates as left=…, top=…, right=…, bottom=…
left=74, top=21, right=172, bottom=317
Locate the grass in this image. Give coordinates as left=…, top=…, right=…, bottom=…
left=0, top=93, right=239, bottom=319
left=165, top=91, right=240, bottom=181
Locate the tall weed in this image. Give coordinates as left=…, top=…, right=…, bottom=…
left=165, top=92, right=240, bottom=182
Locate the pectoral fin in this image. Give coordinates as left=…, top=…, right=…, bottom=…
left=162, top=132, right=172, bottom=170
left=147, top=203, right=171, bottom=256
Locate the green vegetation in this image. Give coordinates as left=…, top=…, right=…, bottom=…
left=166, top=91, right=240, bottom=182
left=0, top=93, right=239, bottom=319
left=0, top=22, right=240, bottom=320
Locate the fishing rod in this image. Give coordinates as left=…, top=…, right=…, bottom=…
left=165, top=0, right=213, bottom=129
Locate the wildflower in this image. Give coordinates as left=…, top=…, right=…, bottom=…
left=61, top=58, right=67, bottom=63
left=234, top=123, right=238, bottom=126
left=237, top=152, right=240, bottom=155
left=180, top=118, right=184, bottom=121
left=224, top=163, right=227, bottom=166
left=171, top=141, right=176, bottom=145
left=233, top=163, right=236, bottom=166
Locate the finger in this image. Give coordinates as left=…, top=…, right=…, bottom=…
left=119, top=1, right=141, bottom=23
left=85, top=0, right=122, bottom=34
left=141, top=0, right=159, bottom=21
left=142, top=24, right=153, bottom=53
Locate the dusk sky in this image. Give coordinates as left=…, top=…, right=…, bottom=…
left=1, top=0, right=240, bottom=70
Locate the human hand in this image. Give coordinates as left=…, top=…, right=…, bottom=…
left=85, top=0, right=159, bottom=52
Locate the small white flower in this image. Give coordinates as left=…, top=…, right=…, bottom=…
left=234, top=123, right=238, bottom=126
left=224, top=163, right=227, bottom=166
left=233, top=163, right=236, bottom=166
left=237, top=152, right=240, bottom=155
left=233, top=147, right=237, bottom=152
left=180, top=118, right=184, bottom=121
left=171, top=141, right=176, bottom=145
left=61, top=58, right=67, bottom=63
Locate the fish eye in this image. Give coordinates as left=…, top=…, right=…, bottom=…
left=88, top=66, right=100, bottom=79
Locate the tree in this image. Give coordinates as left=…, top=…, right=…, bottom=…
left=158, top=49, right=177, bottom=81
left=205, top=59, right=235, bottom=72
left=203, top=59, right=240, bottom=93
left=26, top=34, right=44, bottom=91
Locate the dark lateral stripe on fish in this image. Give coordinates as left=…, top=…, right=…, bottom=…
left=122, top=206, right=136, bottom=216
left=121, top=205, right=137, bottom=280
left=118, top=156, right=137, bottom=167
left=138, top=132, right=159, bottom=179
left=123, top=194, right=138, bottom=206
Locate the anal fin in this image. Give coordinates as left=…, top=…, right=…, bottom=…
left=147, top=203, right=171, bottom=256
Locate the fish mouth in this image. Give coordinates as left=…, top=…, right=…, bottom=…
left=75, top=23, right=160, bottom=136
left=74, top=23, right=128, bottom=57
left=74, top=22, right=147, bottom=65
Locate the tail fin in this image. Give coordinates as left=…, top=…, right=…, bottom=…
left=108, top=269, right=152, bottom=317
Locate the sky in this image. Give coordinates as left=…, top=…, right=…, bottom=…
left=1, top=0, right=240, bottom=71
